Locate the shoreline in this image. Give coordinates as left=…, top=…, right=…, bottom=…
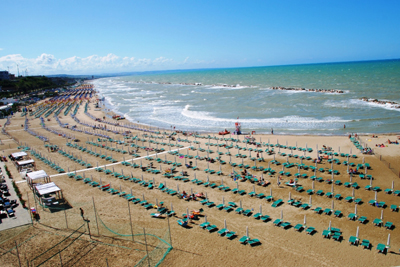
left=96, top=93, right=399, bottom=137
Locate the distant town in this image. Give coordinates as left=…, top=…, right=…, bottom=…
left=0, top=70, right=93, bottom=118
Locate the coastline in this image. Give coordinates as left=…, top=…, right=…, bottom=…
left=1, top=93, right=400, bottom=266
left=97, top=91, right=399, bottom=137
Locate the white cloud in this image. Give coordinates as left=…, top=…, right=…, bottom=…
left=0, top=53, right=178, bottom=75
left=0, top=48, right=3, bottom=51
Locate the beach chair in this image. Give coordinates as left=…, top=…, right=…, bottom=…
left=256, top=193, right=265, bottom=199
left=216, top=203, right=225, bottom=210
left=239, top=236, right=249, bottom=244
left=295, top=186, right=303, bottom=192
left=358, top=216, right=367, bottom=224
left=332, top=232, right=342, bottom=241
left=360, top=239, right=370, bottom=249
left=344, top=196, right=354, bottom=202
left=325, top=192, right=333, bottom=198
left=322, top=230, right=331, bottom=239
left=217, top=228, right=228, bottom=236
left=271, top=199, right=283, bottom=208
left=273, top=219, right=282, bottom=226
left=323, top=208, right=332, bottom=215
left=305, top=227, right=315, bottom=235
left=373, top=218, right=383, bottom=226
left=349, top=236, right=359, bottom=246
left=253, top=212, right=262, bottom=219
left=306, top=189, right=314, bottom=195
left=384, top=221, right=394, bottom=230
left=354, top=198, right=362, bottom=204
left=390, top=205, right=398, bottom=212
left=261, top=215, right=270, bottom=222
left=376, top=243, right=387, bottom=254
left=199, top=222, right=210, bottom=229
left=281, top=222, right=291, bottom=229
left=243, top=209, right=252, bottom=216
left=235, top=207, right=243, bottom=214
left=333, top=210, right=342, bottom=217
left=206, top=224, right=218, bottom=232
left=225, top=231, right=236, bottom=239
left=294, top=224, right=303, bottom=231
left=177, top=219, right=188, bottom=227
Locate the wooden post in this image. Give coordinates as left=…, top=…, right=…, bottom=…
left=167, top=214, right=172, bottom=247
left=128, top=200, right=134, bottom=242
left=143, top=228, right=151, bottom=267
left=92, top=197, right=100, bottom=235
left=64, top=209, right=68, bottom=229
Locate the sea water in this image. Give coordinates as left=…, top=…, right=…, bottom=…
left=92, top=59, right=400, bottom=135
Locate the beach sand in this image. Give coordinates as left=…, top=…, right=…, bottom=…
left=1, top=98, right=399, bottom=267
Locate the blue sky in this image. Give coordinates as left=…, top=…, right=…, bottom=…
left=1, top=0, right=399, bottom=75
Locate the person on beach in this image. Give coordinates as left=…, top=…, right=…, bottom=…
left=80, top=208, right=84, bottom=219
left=271, top=128, right=274, bottom=135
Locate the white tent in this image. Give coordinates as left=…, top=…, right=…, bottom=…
left=11, top=151, right=27, bottom=158
left=27, top=170, right=49, bottom=186
left=16, top=159, right=35, bottom=171
left=17, top=159, right=34, bottom=166
left=35, top=182, right=61, bottom=196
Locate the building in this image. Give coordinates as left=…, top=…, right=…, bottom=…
left=0, top=71, right=10, bottom=81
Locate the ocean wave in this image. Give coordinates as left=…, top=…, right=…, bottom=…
left=181, top=105, right=351, bottom=123
left=324, top=99, right=400, bottom=112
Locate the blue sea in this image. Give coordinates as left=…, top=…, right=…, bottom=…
left=92, top=59, right=400, bottom=135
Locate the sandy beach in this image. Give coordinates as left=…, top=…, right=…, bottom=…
left=0, top=95, right=399, bottom=267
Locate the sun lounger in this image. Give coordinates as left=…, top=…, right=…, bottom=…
left=334, top=194, right=341, bottom=200
left=205, top=202, right=215, bottom=207
left=323, top=208, right=332, bottom=215
left=348, top=236, right=359, bottom=246
left=225, top=231, right=236, bottom=239
left=199, top=222, right=210, bottom=228
left=361, top=239, right=370, bottom=249
left=376, top=243, right=387, bottom=254
left=239, top=236, right=249, bottom=244
left=333, top=210, right=342, bottom=217
left=373, top=218, right=383, bottom=226
left=273, top=219, right=282, bottom=226
left=390, top=204, right=398, bottom=212
left=253, top=213, right=262, bottom=219
left=216, top=204, right=225, bottom=210
left=305, top=227, right=315, bottom=235
left=217, top=228, right=228, bottom=236
left=384, top=221, right=393, bottom=229
left=177, top=219, right=188, bottom=227
left=345, top=196, right=353, bottom=202
left=294, top=224, right=303, bottom=231
left=322, top=230, right=331, bottom=238
left=206, top=224, right=218, bottom=232
left=261, top=215, right=270, bottom=222
left=358, top=216, right=367, bottom=224
left=332, top=232, right=342, bottom=241
left=235, top=207, right=243, bottom=214
left=272, top=199, right=283, bottom=208
left=243, top=209, right=252, bottom=216
left=281, top=222, right=291, bottom=229
left=247, top=239, right=260, bottom=246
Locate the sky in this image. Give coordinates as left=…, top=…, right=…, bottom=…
left=1, top=0, right=400, bottom=75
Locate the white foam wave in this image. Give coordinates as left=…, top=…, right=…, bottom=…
left=181, top=105, right=350, bottom=123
